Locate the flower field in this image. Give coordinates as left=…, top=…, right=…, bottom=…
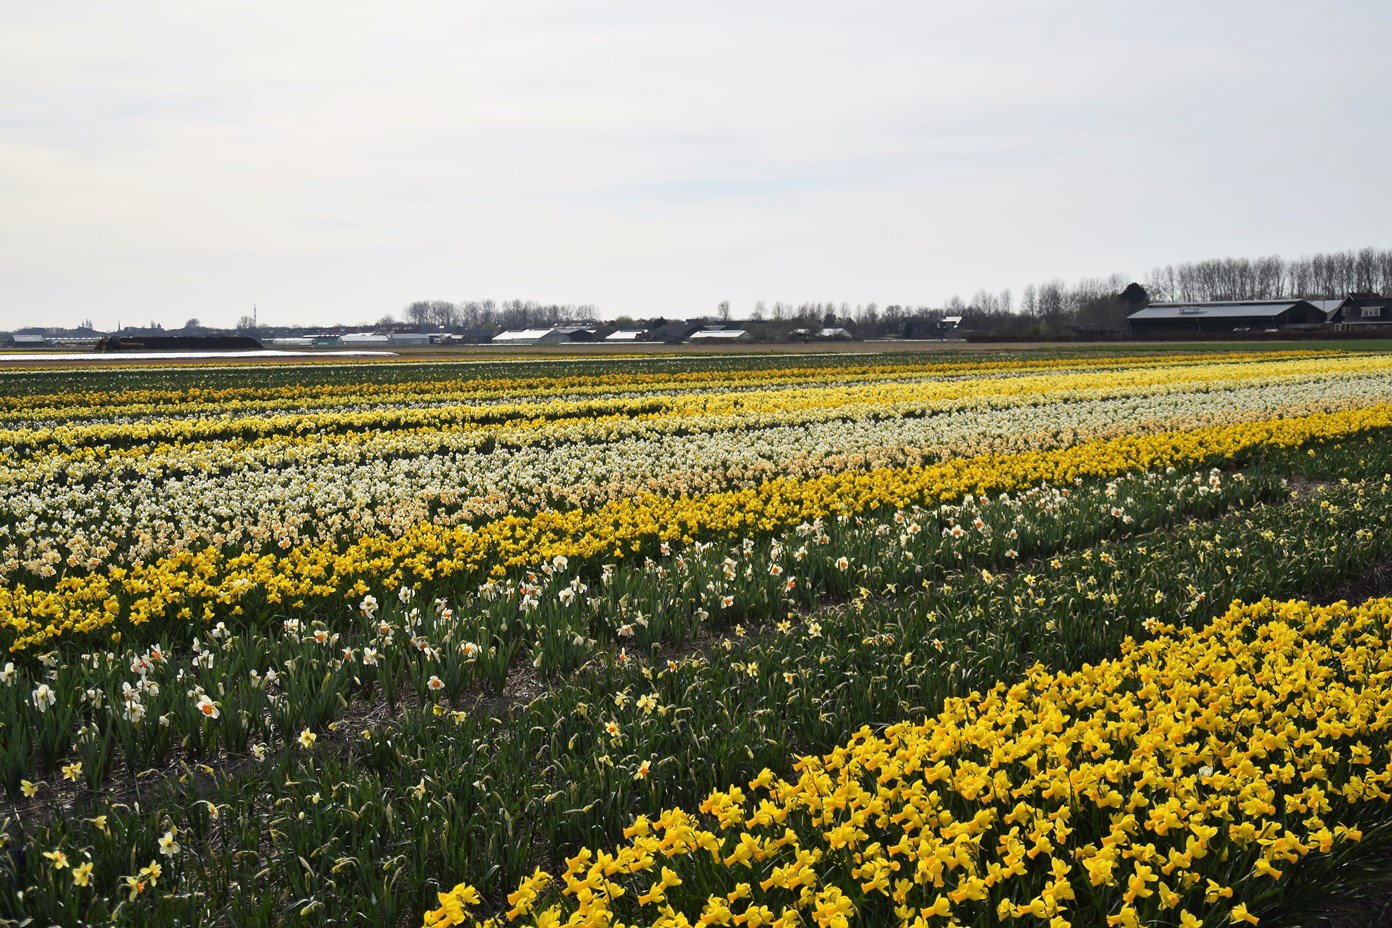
left=6, top=347, right=1392, bottom=926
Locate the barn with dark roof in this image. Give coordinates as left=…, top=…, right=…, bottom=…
left=1127, top=300, right=1327, bottom=336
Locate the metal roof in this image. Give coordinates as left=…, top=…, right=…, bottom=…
left=492, top=329, right=557, bottom=341
left=689, top=329, right=751, bottom=339
left=1128, top=301, right=1308, bottom=320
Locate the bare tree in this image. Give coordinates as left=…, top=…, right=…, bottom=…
left=1356, top=247, right=1380, bottom=294
left=1037, top=280, right=1065, bottom=318
left=1020, top=284, right=1037, bottom=316
left=429, top=300, right=458, bottom=328
left=1254, top=255, right=1285, bottom=299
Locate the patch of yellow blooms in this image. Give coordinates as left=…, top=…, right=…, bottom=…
left=7, top=353, right=1385, bottom=459
left=425, top=594, right=1392, bottom=927
left=8, top=401, right=1392, bottom=651
left=0, top=350, right=1330, bottom=422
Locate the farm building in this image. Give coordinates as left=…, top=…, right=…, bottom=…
left=549, top=326, right=606, bottom=342
left=1307, top=299, right=1345, bottom=321
left=388, top=333, right=432, bottom=347
left=1330, top=294, right=1392, bottom=329
left=453, top=328, right=496, bottom=344
left=1127, top=300, right=1328, bottom=336
left=789, top=327, right=853, bottom=341
left=641, top=322, right=705, bottom=343
left=340, top=332, right=392, bottom=347
left=605, top=330, right=645, bottom=342
left=455, top=328, right=496, bottom=344
left=689, top=329, right=754, bottom=343
left=492, top=328, right=572, bottom=345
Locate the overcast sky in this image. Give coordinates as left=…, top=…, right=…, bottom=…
left=2, top=1, right=1389, bottom=331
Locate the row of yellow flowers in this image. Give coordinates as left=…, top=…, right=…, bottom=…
left=7, top=401, right=1392, bottom=652
left=0, top=350, right=1328, bottom=420
left=7, top=354, right=1387, bottom=457
left=425, top=593, right=1392, bottom=928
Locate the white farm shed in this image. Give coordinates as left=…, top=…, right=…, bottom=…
left=492, top=329, right=568, bottom=345
left=688, top=329, right=753, bottom=343
left=341, top=333, right=392, bottom=347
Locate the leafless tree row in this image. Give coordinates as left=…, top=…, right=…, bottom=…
left=398, top=299, right=600, bottom=330
left=1144, top=248, right=1392, bottom=303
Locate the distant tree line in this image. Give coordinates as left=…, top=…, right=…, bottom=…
left=1143, top=247, right=1392, bottom=303
left=939, top=246, right=1392, bottom=340
left=389, top=247, right=1389, bottom=342
left=397, top=299, right=600, bottom=330
left=720, top=247, right=1391, bottom=340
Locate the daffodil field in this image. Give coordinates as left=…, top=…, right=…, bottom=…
left=6, top=348, right=1392, bottom=926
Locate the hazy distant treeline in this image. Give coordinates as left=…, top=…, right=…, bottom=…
left=387, top=246, right=1388, bottom=340
left=938, top=246, right=1392, bottom=338
left=396, top=299, right=601, bottom=330
left=1143, top=247, right=1392, bottom=303
left=954, top=246, right=1392, bottom=325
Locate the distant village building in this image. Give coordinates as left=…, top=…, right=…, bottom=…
left=605, top=330, right=645, bottom=342
left=1127, top=300, right=1327, bottom=336
left=388, top=332, right=432, bottom=347
left=816, top=327, right=855, bottom=341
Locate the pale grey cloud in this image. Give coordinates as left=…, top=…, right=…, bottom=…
left=1, top=1, right=1388, bottom=330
